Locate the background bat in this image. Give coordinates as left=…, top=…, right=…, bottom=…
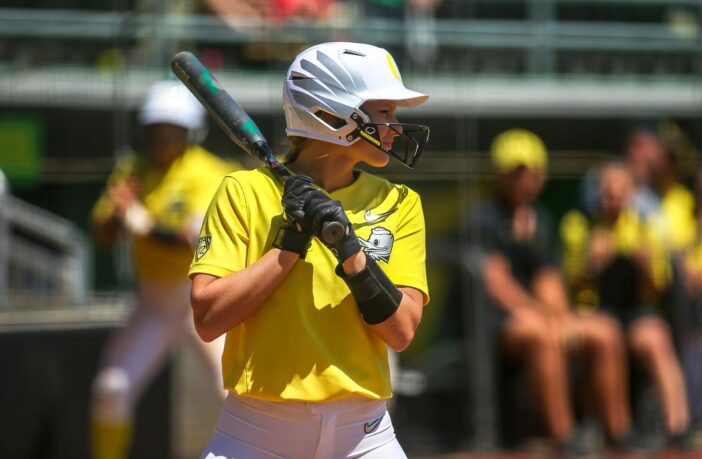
left=170, top=51, right=344, bottom=244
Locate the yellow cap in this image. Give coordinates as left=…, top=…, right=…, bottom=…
left=490, top=129, right=548, bottom=173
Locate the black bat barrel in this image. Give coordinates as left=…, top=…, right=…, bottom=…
left=171, top=51, right=268, bottom=163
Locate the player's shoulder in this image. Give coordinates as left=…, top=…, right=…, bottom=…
left=361, top=171, right=421, bottom=204
left=223, top=166, right=276, bottom=190
left=559, top=208, right=590, bottom=247
left=668, top=182, right=694, bottom=206
left=560, top=208, right=589, bottom=226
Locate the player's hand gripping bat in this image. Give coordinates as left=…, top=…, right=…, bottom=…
left=170, top=51, right=345, bottom=244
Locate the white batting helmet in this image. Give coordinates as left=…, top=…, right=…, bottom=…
left=283, top=42, right=430, bottom=167
left=139, top=80, right=206, bottom=141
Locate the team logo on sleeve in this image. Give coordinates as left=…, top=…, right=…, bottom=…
left=358, top=227, right=394, bottom=263
left=195, top=235, right=212, bottom=260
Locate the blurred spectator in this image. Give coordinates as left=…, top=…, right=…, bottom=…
left=89, top=81, right=242, bottom=459
left=203, top=0, right=338, bottom=24
left=469, top=129, right=632, bottom=455
left=585, top=125, right=695, bottom=252
left=560, top=161, right=693, bottom=450
left=201, top=0, right=342, bottom=69
left=623, top=127, right=665, bottom=222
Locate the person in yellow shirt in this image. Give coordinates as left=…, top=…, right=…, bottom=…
left=621, top=127, right=695, bottom=253
left=90, top=80, right=242, bottom=459
left=560, top=161, right=691, bottom=449
left=189, top=42, right=430, bottom=458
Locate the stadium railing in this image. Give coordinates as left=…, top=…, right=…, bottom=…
left=0, top=191, right=90, bottom=310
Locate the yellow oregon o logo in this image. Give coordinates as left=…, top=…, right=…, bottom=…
left=386, top=54, right=402, bottom=81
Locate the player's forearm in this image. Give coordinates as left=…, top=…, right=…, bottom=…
left=339, top=252, right=423, bottom=351
left=369, top=287, right=423, bottom=352
left=190, top=249, right=299, bottom=341
left=483, top=255, right=541, bottom=313
left=487, top=279, right=540, bottom=314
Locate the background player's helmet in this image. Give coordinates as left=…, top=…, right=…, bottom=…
left=283, top=42, right=430, bottom=168
left=139, top=80, right=206, bottom=142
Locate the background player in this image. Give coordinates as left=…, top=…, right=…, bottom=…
left=89, top=80, right=241, bottom=459
left=189, top=42, right=430, bottom=458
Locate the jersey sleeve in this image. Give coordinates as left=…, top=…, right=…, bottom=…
left=382, top=188, right=430, bottom=304
left=188, top=175, right=250, bottom=279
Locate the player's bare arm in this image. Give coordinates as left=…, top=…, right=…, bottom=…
left=483, top=252, right=543, bottom=314
left=370, top=287, right=424, bottom=352
left=92, top=178, right=140, bottom=244
left=190, top=249, right=299, bottom=342
left=341, top=251, right=423, bottom=351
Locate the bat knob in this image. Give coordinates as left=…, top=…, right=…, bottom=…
left=322, top=221, right=346, bottom=244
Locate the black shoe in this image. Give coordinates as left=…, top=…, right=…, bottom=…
left=557, top=420, right=604, bottom=458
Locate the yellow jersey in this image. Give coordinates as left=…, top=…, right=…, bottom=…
left=92, top=146, right=241, bottom=283
left=189, top=167, right=429, bottom=402
left=659, top=182, right=695, bottom=252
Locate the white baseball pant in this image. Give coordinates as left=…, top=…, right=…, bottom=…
left=201, top=393, right=407, bottom=459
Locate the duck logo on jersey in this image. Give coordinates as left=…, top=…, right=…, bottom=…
left=358, top=227, right=394, bottom=263
left=196, top=235, right=212, bottom=261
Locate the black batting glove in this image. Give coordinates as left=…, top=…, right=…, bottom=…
left=278, top=175, right=316, bottom=258
left=305, top=193, right=361, bottom=262
left=272, top=221, right=312, bottom=258
left=282, top=175, right=361, bottom=262
left=282, top=175, right=316, bottom=229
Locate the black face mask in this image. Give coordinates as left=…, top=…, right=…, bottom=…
left=349, top=112, right=430, bottom=169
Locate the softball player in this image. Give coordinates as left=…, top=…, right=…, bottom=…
left=189, top=42, right=430, bottom=459
left=90, top=80, right=241, bottom=459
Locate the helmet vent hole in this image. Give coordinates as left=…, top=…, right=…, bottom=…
left=342, top=49, right=366, bottom=57
left=314, top=110, right=347, bottom=130
left=290, top=71, right=309, bottom=81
